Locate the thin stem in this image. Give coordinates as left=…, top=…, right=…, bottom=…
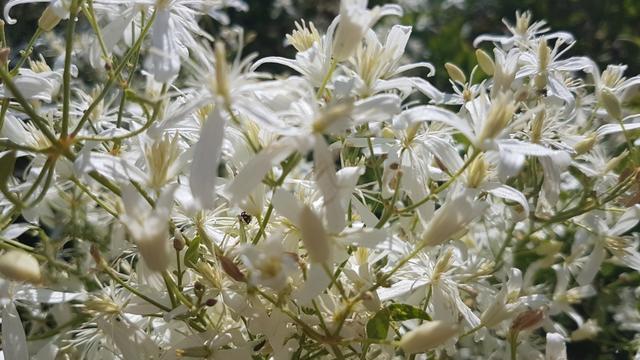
left=316, top=58, right=337, bottom=99
left=399, top=150, right=480, bottom=214
left=61, top=0, right=82, bottom=138
left=0, top=65, right=59, bottom=145
left=71, top=9, right=158, bottom=137
left=10, top=28, right=43, bottom=74
left=102, top=264, right=171, bottom=312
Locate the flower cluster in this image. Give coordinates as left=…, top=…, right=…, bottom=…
left=0, top=1, right=639, bottom=359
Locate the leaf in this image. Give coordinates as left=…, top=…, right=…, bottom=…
left=366, top=304, right=431, bottom=340
left=386, top=303, right=431, bottom=321
left=366, top=308, right=391, bottom=340
left=183, top=236, right=201, bottom=269
left=0, top=151, right=17, bottom=186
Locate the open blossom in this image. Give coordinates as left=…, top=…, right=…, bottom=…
left=0, top=1, right=639, bottom=359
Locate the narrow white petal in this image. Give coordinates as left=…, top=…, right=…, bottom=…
left=226, top=141, right=293, bottom=204
left=2, top=303, right=28, bottom=360
left=190, top=108, right=225, bottom=210
left=314, top=137, right=344, bottom=233
left=609, top=205, right=640, bottom=236
left=272, top=189, right=303, bottom=226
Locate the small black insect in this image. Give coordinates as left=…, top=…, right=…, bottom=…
left=239, top=211, right=252, bottom=224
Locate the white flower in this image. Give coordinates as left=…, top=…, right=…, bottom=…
left=120, top=184, right=175, bottom=271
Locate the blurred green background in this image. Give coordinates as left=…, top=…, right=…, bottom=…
left=2, top=0, right=639, bottom=358
left=4, top=0, right=640, bottom=88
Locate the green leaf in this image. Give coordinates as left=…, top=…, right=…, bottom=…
left=366, top=304, right=432, bottom=340
left=0, top=151, right=17, bottom=186
left=183, top=236, right=201, bottom=268
left=386, top=304, right=431, bottom=322
left=366, top=308, right=390, bottom=340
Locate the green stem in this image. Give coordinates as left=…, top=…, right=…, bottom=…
left=61, top=0, right=82, bottom=138
left=102, top=264, right=171, bottom=312
left=71, top=9, right=157, bottom=137
left=316, top=58, right=337, bottom=99
left=10, top=28, right=43, bottom=74
left=399, top=150, right=480, bottom=214
left=0, top=65, right=59, bottom=145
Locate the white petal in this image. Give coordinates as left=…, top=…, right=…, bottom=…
left=394, top=105, right=474, bottom=141
left=293, top=263, right=331, bottom=304
left=484, top=183, right=530, bottom=221
left=151, top=9, right=180, bottom=82
left=609, top=205, right=640, bottom=236
left=2, top=303, right=28, bottom=360
left=74, top=151, right=146, bottom=184
left=545, top=333, right=567, bottom=360
left=190, top=108, right=225, bottom=210
left=577, top=242, right=606, bottom=286
left=497, top=139, right=558, bottom=157
left=339, top=228, right=388, bottom=248
left=595, top=122, right=640, bottom=138
left=226, top=141, right=293, bottom=204
left=350, top=195, right=378, bottom=227
left=378, top=279, right=428, bottom=301
left=314, top=136, right=344, bottom=233
left=272, top=189, right=303, bottom=226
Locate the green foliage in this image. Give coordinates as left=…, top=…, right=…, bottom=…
left=367, top=303, right=431, bottom=340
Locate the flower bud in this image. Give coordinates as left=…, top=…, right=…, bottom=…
left=600, top=88, right=622, bottom=120
left=478, top=92, right=517, bottom=143
left=605, top=150, right=628, bottom=173
left=421, top=196, right=486, bottom=247
left=299, top=205, right=330, bottom=263
left=312, top=99, right=354, bottom=133
left=537, top=39, right=551, bottom=71
left=381, top=126, right=396, bottom=139
left=531, top=110, right=545, bottom=143
left=466, top=154, right=488, bottom=188
left=217, top=253, right=246, bottom=282
left=510, top=307, right=545, bottom=333
left=0, top=250, right=42, bottom=284
left=398, top=321, right=459, bottom=354
left=570, top=319, right=600, bottom=341
left=38, top=6, right=62, bottom=32
left=0, top=48, right=9, bottom=66
left=476, top=49, right=495, bottom=76
left=445, top=62, right=466, bottom=84
left=135, top=221, right=171, bottom=272
left=573, top=134, right=597, bottom=155
left=215, top=41, right=231, bottom=105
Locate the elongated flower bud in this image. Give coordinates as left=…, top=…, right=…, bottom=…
left=215, top=41, right=231, bottom=105
left=478, top=92, right=517, bottom=144
left=466, top=154, right=488, bottom=188
left=511, top=307, right=545, bottom=333
left=421, top=196, right=487, bottom=247
left=573, top=134, right=596, bottom=155
left=531, top=110, right=545, bottom=143
left=38, top=6, right=62, bottom=32
left=445, top=62, right=466, bottom=83
left=600, top=88, right=622, bottom=120
left=0, top=250, right=42, bottom=284
left=476, top=49, right=495, bottom=75
left=300, top=205, right=330, bottom=263
left=398, top=321, right=459, bottom=354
